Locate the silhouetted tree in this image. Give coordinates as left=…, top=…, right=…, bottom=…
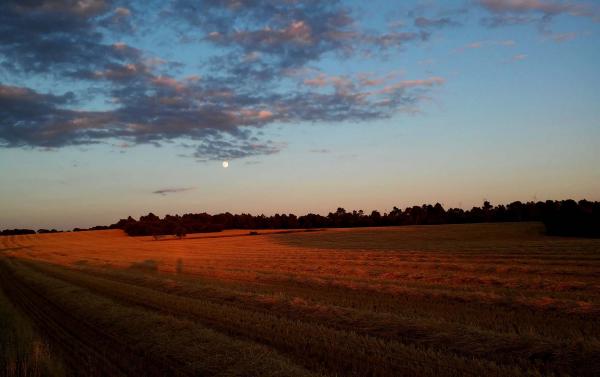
left=175, top=225, right=187, bottom=239
left=96, top=199, right=600, bottom=238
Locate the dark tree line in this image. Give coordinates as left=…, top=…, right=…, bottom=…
left=109, top=213, right=223, bottom=237
left=0, top=228, right=61, bottom=236
left=37, top=229, right=61, bottom=234
left=108, top=199, right=599, bottom=238
left=542, top=200, right=600, bottom=237
left=1, top=229, right=37, bottom=236
left=2, top=199, right=598, bottom=238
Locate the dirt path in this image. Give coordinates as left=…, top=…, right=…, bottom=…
left=0, top=260, right=185, bottom=377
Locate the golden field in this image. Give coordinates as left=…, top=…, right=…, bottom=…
left=1, top=222, right=599, bottom=376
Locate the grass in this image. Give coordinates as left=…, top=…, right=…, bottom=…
left=0, top=284, right=64, bottom=377
left=1, top=222, right=599, bottom=376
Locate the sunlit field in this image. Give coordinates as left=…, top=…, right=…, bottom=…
left=1, top=222, right=599, bottom=376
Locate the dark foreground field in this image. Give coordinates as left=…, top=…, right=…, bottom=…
left=1, top=223, right=599, bottom=376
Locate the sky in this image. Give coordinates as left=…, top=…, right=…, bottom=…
left=1, top=0, right=599, bottom=230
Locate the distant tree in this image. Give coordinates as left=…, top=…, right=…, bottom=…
left=174, top=226, right=187, bottom=239
left=370, top=210, right=382, bottom=226
left=483, top=201, right=493, bottom=211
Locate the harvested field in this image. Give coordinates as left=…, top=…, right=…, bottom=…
left=1, top=222, right=599, bottom=376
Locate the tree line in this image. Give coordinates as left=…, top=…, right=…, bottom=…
left=0, top=228, right=61, bottom=236
left=110, top=199, right=599, bottom=237
left=2, top=199, right=598, bottom=238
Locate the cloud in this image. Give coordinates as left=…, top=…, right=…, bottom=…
left=455, top=39, right=516, bottom=52
left=480, top=14, right=536, bottom=27
left=309, top=149, right=331, bottom=154
left=192, top=137, right=285, bottom=161
left=0, top=84, right=99, bottom=148
left=478, top=0, right=572, bottom=14
left=0, top=0, right=447, bottom=161
left=1, top=29, right=447, bottom=158
left=414, top=17, right=461, bottom=28
left=550, top=31, right=578, bottom=42
left=173, top=0, right=432, bottom=75
left=174, top=0, right=357, bottom=70
left=377, top=77, right=445, bottom=94
left=114, top=142, right=132, bottom=149
left=512, top=53, right=528, bottom=61
left=1, top=63, right=445, bottom=158
left=303, top=74, right=353, bottom=90
left=152, top=187, right=195, bottom=196
left=368, top=31, right=431, bottom=50
left=0, top=1, right=139, bottom=76
left=114, top=7, right=131, bottom=17
left=478, top=0, right=600, bottom=29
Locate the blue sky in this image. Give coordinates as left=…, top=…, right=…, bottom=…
left=0, top=0, right=599, bottom=229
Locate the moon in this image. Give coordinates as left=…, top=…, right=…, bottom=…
left=222, top=161, right=229, bottom=168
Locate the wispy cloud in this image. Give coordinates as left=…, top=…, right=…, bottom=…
left=550, top=31, right=578, bottom=43
left=414, top=16, right=461, bottom=29
left=478, top=0, right=574, bottom=14
left=152, top=187, right=195, bottom=196
left=455, top=39, right=515, bottom=52
left=478, top=0, right=600, bottom=30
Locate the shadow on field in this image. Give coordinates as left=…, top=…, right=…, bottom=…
left=129, top=259, right=159, bottom=273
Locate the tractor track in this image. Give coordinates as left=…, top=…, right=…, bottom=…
left=0, top=259, right=186, bottom=377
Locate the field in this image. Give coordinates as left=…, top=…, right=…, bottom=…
left=1, top=222, right=599, bottom=376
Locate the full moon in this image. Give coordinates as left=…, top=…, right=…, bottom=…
left=222, top=161, right=229, bottom=168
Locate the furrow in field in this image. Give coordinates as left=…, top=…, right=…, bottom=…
left=168, top=260, right=600, bottom=296
left=117, top=263, right=600, bottom=324
left=152, top=262, right=599, bottom=318
left=1, top=257, right=320, bottom=377
left=57, top=260, right=600, bottom=375
left=144, top=265, right=599, bottom=341
left=0, top=260, right=173, bottom=377
left=25, top=259, right=600, bottom=377
left=148, top=252, right=600, bottom=282
left=98, top=262, right=600, bottom=331
left=20, top=259, right=536, bottom=377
